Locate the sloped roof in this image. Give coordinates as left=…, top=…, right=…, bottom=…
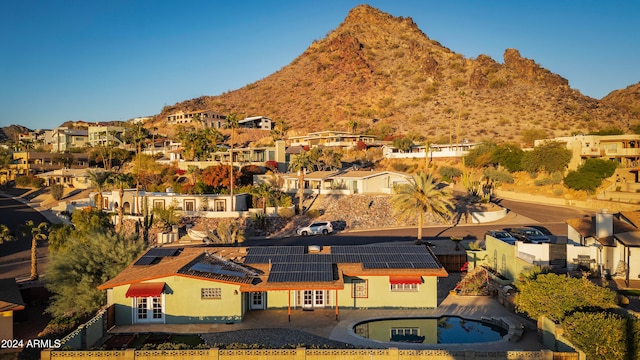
left=566, top=215, right=639, bottom=247
left=0, top=278, right=25, bottom=312
left=99, top=245, right=447, bottom=292
left=619, top=211, right=640, bottom=228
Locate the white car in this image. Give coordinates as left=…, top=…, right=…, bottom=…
left=296, top=221, right=333, bottom=236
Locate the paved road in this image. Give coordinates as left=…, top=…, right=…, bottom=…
left=244, top=198, right=595, bottom=247
left=0, top=196, right=52, bottom=280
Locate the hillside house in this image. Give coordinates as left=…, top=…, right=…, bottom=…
left=36, top=168, right=91, bottom=189
left=51, top=127, right=89, bottom=152
left=288, top=131, right=379, bottom=150
left=566, top=210, right=640, bottom=286
left=10, top=151, right=89, bottom=177
left=535, top=134, right=640, bottom=171
left=166, top=110, right=227, bottom=128
left=98, top=245, right=447, bottom=325
left=95, top=189, right=249, bottom=218
left=383, top=142, right=478, bottom=161
left=87, top=125, right=126, bottom=148
left=281, top=170, right=412, bottom=195
left=238, top=116, right=274, bottom=130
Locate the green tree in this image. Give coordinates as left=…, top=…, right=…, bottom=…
left=564, top=170, right=602, bottom=193
left=51, top=184, right=64, bottom=201
left=19, top=220, right=49, bottom=280
left=520, top=128, right=548, bottom=147
left=521, top=141, right=572, bottom=174
left=562, top=310, right=629, bottom=360
left=250, top=182, right=276, bottom=213
left=515, top=273, right=617, bottom=322
left=47, top=223, right=74, bottom=252
left=71, top=207, right=115, bottom=235
left=153, top=203, right=181, bottom=232
left=392, top=137, right=414, bottom=153
left=46, top=231, right=145, bottom=318
left=87, top=169, right=112, bottom=209
left=579, top=158, right=618, bottom=178
left=391, top=172, right=452, bottom=241
left=288, top=151, right=313, bottom=213
left=491, top=143, right=524, bottom=172
left=464, top=141, right=498, bottom=168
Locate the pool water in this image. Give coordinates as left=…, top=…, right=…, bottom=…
left=353, top=316, right=508, bottom=344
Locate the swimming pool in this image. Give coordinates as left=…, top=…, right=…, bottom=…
left=353, top=316, right=508, bottom=344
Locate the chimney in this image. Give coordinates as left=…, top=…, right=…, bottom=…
left=595, top=209, right=613, bottom=239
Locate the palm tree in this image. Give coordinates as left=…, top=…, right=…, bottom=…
left=20, top=220, right=48, bottom=280
left=225, top=114, right=240, bottom=211
left=108, top=172, right=134, bottom=231
left=250, top=182, right=276, bottom=214
left=87, top=169, right=112, bottom=210
left=346, top=119, right=359, bottom=134
left=0, top=224, right=15, bottom=244
left=392, top=172, right=453, bottom=241
left=288, top=151, right=313, bottom=213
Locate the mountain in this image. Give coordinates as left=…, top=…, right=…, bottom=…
left=158, top=5, right=637, bottom=142
left=0, top=124, right=31, bottom=143
left=601, top=82, right=640, bottom=118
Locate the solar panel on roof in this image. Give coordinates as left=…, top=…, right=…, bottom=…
left=189, top=263, right=247, bottom=278
left=134, top=256, right=157, bottom=266
left=146, top=248, right=182, bottom=257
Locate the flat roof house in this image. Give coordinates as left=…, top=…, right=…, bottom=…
left=98, top=245, right=447, bottom=325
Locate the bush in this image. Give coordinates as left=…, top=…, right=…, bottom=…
left=483, top=168, right=514, bottom=184
left=277, top=207, right=295, bottom=218
left=306, top=209, right=322, bottom=219
left=438, top=166, right=462, bottom=182
left=562, top=310, right=629, bottom=360
left=15, top=175, right=44, bottom=188
left=51, top=184, right=64, bottom=200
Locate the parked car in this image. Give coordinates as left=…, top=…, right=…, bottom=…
left=296, top=221, right=333, bottom=236
left=504, top=227, right=551, bottom=244
left=485, top=230, right=517, bottom=245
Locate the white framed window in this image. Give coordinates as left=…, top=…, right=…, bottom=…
left=184, top=199, right=195, bottom=212
left=390, top=283, right=418, bottom=292
left=201, top=287, right=222, bottom=299
left=214, top=199, right=226, bottom=212
left=391, top=327, right=419, bottom=337
left=133, top=296, right=164, bottom=323
left=153, top=200, right=165, bottom=209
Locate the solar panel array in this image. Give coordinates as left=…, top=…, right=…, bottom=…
left=133, top=247, right=184, bottom=266
left=268, top=262, right=334, bottom=282
left=245, top=246, right=441, bottom=283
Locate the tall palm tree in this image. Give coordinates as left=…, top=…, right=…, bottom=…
left=20, top=220, right=48, bottom=280
left=392, top=172, right=453, bottom=241
left=225, top=114, right=240, bottom=211
left=108, top=172, right=134, bottom=231
left=288, top=151, right=313, bottom=213
left=87, top=169, right=112, bottom=210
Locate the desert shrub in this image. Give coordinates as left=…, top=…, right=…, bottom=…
left=51, top=184, right=65, bottom=200
left=438, top=166, right=462, bottom=182
left=579, top=158, right=617, bottom=178
left=488, top=77, right=506, bottom=89
left=483, top=168, right=514, bottom=184
left=15, top=175, right=44, bottom=188
left=278, top=207, right=294, bottom=218
left=391, top=162, right=409, bottom=172
left=306, top=209, right=322, bottom=219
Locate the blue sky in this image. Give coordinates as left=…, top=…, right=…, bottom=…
left=1, top=1, right=638, bottom=130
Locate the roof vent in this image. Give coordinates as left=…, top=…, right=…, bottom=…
left=308, top=245, right=321, bottom=253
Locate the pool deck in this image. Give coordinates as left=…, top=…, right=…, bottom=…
left=110, top=291, right=546, bottom=351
